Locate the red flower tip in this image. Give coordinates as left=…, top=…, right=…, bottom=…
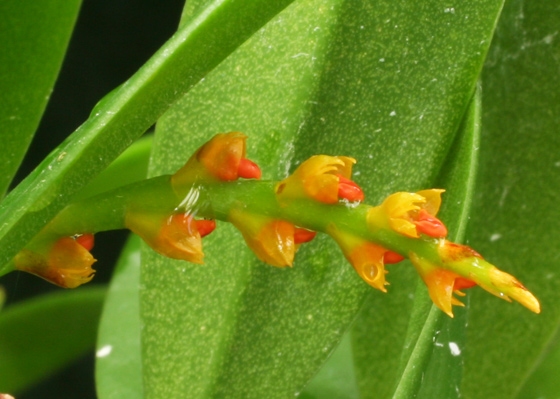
left=337, top=175, right=365, bottom=202
left=238, top=158, right=262, bottom=180
left=383, top=251, right=405, bottom=264
left=453, top=277, right=477, bottom=290
left=413, top=209, right=448, bottom=238
left=294, top=227, right=317, bottom=244
left=75, top=234, right=95, bottom=251
left=195, top=219, right=217, bottom=237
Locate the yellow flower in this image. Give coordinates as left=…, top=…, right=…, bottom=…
left=276, top=155, right=364, bottom=204
left=229, top=208, right=297, bottom=267
left=125, top=212, right=215, bottom=264
left=367, top=189, right=447, bottom=238
left=14, top=236, right=97, bottom=289
left=327, top=225, right=397, bottom=292
left=172, top=132, right=261, bottom=190
left=410, top=241, right=541, bottom=317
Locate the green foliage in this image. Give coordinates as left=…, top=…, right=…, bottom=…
left=0, top=0, right=559, bottom=398
left=0, top=287, right=105, bottom=393
left=0, top=0, right=82, bottom=196
left=96, top=236, right=143, bottom=399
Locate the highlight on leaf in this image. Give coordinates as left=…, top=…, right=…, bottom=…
left=8, top=132, right=540, bottom=318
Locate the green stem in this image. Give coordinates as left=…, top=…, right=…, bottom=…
left=24, top=177, right=442, bottom=266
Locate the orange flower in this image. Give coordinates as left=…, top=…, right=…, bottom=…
left=410, top=241, right=540, bottom=317
left=327, top=225, right=403, bottom=292
left=229, top=208, right=299, bottom=267
left=14, top=236, right=97, bottom=288
left=125, top=212, right=215, bottom=264
left=172, top=132, right=261, bottom=190
left=276, top=155, right=364, bottom=204
left=367, top=189, right=447, bottom=239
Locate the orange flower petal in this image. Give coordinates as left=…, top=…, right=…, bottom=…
left=229, top=209, right=295, bottom=267
left=125, top=212, right=207, bottom=264
left=14, top=237, right=97, bottom=289
left=238, top=158, right=262, bottom=179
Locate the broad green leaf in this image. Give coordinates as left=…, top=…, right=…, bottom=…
left=96, top=235, right=142, bottom=399
left=0, top=0, right=297, bottom=276
left=299, top=333, right=360, bottom=399
left=0, top=287, right=105, bottom=393
left=462, top=1, right=560, bottom=398
left=516, top=328, right=560, bottom=399
left=0, top=0, right=82, bottom=196
left=143, top=1, right=502, bottom=398
left=352, top=86, right=481, bottom=399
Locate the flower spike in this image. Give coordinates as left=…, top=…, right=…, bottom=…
left=11, top=132, right=540, bottom=319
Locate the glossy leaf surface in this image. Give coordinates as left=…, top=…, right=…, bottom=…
left=462, top=1, right=560, bottom=397
left=0, top=0, right=82, bottom=196
left=142, top=0, right=503, bottom=397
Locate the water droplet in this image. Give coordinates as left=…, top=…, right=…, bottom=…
left=448, top=342, right=461, bottom=356
left=96, top=345, right=113, bottom=358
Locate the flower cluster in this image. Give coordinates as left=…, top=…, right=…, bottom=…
left=11, top=132, right=540, bottom=318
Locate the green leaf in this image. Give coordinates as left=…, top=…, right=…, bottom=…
left=299, top=333, right=360, bottom=399
left=96, top=235, right=143, bottom=399
left=142, top=0, right=502, bottom=398
left=0, top=287, right=105, bottom=393
left=0, top=0, right=82, bottom=196
left=516, top=328, right=560, bottom=399
left=462, top=1, right=560, bottom=398
left=0, top=0, right=297, bottom=275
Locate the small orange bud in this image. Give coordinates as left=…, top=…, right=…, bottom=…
left=414, top=209, right=448, bottom=238
left=195, top=219, right=216, bottom=237
left=238, top=158, right=262, bottom=179
left=383, top=251, right=405, bottom=264
left=75, top=234, right=95, bottom=251
left=337, top=175, right=365, bottom=202
left=453, top=277, right=476, bottom=290
left=172, top=132, right=262, bottom=191
left=294, top=227, right=317, bottom=244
